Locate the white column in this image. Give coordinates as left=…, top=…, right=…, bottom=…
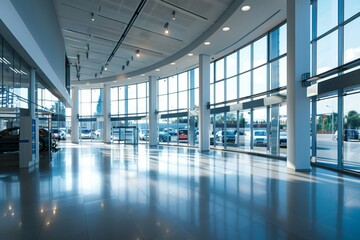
left=287, top=0, right=311, bottom=171
left=199, top=54, right=210, bottom=152
left=148, top=76, right=158, bottom=146
left=71, top=86, right=79, bottom=143
left=103, top=84, right=111, bottom=143
left=29, top=68, right=36, bottom=118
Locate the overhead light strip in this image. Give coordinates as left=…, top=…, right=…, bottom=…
left=106, top=0, right=148, bottom=63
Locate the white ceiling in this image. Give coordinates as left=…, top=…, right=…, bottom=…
left=53, top=0, right=286, bottom=87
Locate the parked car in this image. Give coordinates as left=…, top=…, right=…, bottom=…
left=279, top=131, right=287, bottom=147
left=139, top=129, right=149, bottom=140
left=215, top=130, right=236, bottom=144
left=334, top=129, right=359, bottom=141
left=253, top=130, right=267, bottom=146
left=80, top=129, right=97, bottom=139
left=158, top=132, right=171, bottom=142
left=0, top=127, right=57, bottom=153
left=177, top=129, right=188, bottom=141
left=52, top=129, right=66, bottom=140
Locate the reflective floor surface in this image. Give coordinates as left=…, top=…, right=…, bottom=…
left=0, top=142, right=359, bottom=240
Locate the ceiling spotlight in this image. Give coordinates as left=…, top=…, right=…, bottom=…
left=164, top=22, right=169, bottom=35
left=187, top=53, right=194, bottom=57
left=126, top=60, right=130, bottom=66
left=156, top=68, right=160, bottom=71
left=222, top=26, right=230, bottom=32
left=122, top=65, right=125, bottom=71
left=104, top=65, right=108, bottom=71
left=131, top=56, right=134, bottom=61
left=95, top=73, right=97, bottom=78
left=172, top=11, right=176, bottom=20
left=136, top=50, right=140, bottom=57
left=101, top=66, right=104, bottom=72
left=204, top=41, right=211, bottom=45
left=91, top=12, right=95, bottom=21
left=141, top=74, right=145, bottom=76
left=241, top=5, right=251, bottom=11
left=171, top=62, right=176, bottom=65
left=86, top=52, right=89, bottom=59
left=100, top=71, right=102, bottom=77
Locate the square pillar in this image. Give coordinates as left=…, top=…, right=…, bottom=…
left=287, top=0, right=311, bottom=171
left=71, top=86, right=79, bottom=143
left=148, top=76, right=158, bottom=146
left=103, top=84, right=111, bottom=143
left=199, top=54, right=210, bottom=152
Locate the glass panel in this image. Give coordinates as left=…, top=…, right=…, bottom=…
left=253, top=65, right=267, bottom=95
left=226, top=52, right=237, bottom=78
left=215, top=59, right=224, bottom=81
left=269, top=24, right=287, bottom=60
left=119, top=100, right=125, bottom=115
left=239, top=45, right=251, bottom=73
left=178, top=91, right=188, bottom=109
left=159, top=95, right=167, bottom=111
left=194, top=68, right=199, bottom=88
left=80, top=89, right=91, bottom=103
left=168, top=93, right=177, bottom=110
left=178, top=72, right=188, bottom=91
left=253, top=36, right=267, bottom=68
left=158, top=78, right=167, bottom=95
left=128, top=84, right=137, bottom=99
left=253, top=107, right=268, bottom=153
left=316, top=97, right=338, bottom=166
left=238, top=110, right=251, bottom=151
left=344, top=17, right=360, bottom=64
left=111, top=87, right=118, bottom=101
left=343, top=91, right=360, bottom=172
left=138, top=83, right=146, bottom=98
left=317, top=0, right=338, bottom=36
left=270, top=56, right=287, bottom=89
left=138, top=98, right=146, bottom=114
left=226, top=76, right=237, bottom=101
left=111, top=101, right=119, bottom=115
left=128, top=99, right=136, bottom=114
left=344, top=0, right=360, bottom=20
left=119, top=87, right=125, bottom=100
left=239, top=72, right=251, bottom=98
left=215, top=80, right=224, bottom=103
left=168, top=75, right=177, bottom=93
left=317, top=30, right=338, bottom=74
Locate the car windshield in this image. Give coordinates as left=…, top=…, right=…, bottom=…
left=254, top=131, right=266, bottom=136
left=226, top=130, right=235, bottom=136
left=81, top=130, right=91, bottom=134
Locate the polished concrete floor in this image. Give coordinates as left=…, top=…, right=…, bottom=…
left=0, top=142, right=359, bottom=240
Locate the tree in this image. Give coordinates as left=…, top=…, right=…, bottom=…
left=345, top=110, right=360, bottom=129
left=95, top=90, right=103, bottom=115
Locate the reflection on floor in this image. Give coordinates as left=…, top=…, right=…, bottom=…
left=0, top=142, right=359, bottom=239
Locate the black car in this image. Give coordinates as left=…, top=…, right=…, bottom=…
left=0, top=127, right=56, bottom=153
left=215, top=130, right=236, bottom=144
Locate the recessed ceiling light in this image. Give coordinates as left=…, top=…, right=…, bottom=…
left=241, top=5, right=251, bottom=11
left=171, top=62, right=176, bottom=65
left=156, top=69, right=160, bottom=71
left=204, top=41, right=211, bottom=45
left=113, top=80, right=117, bottom=82
left=188, top=53, right=194, bottom=56
left=141, top=74, right=145, bottom=76
left=222, top=26, right=230, bottom=32
left=128, top=78, right=131, bottom=80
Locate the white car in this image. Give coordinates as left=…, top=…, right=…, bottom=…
left=253, top=130, right=267, bottom=146
left=80, top=129, right=96, bottom=139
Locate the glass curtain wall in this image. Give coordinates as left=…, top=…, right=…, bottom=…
left=157, top=70, right=198, bottom=146
left=78, top=88, right=104, bottom=142
left=110, top=82, right=148, bottom=143
left=311, top=0, right=360, bottom=173
left=209, top=23, right=287, bottom=156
